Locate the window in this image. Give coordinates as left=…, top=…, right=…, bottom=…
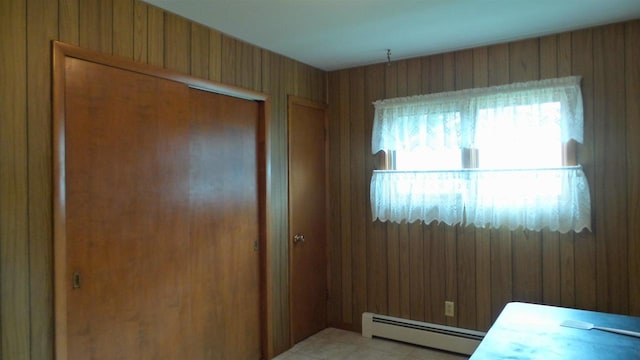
left=370, top=76, right=591, bottom=233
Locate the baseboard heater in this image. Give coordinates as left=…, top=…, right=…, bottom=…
left=362, top=312, right=486, bottom=356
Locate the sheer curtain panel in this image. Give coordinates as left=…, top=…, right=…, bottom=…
left=370, top=76, right=591, bottom=233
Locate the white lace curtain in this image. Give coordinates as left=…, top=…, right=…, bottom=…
left=371, top=167, right=591, bottom=233
left=372, top=76, right=584, bottom=152
left=370, top=76, right=591, bottom=233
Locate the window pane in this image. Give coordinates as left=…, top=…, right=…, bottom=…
left=395, top=148, right=462, bottom=170
left=476, top=102, right=562, bottom=169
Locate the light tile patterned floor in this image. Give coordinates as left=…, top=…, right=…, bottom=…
left=273, top=327, right=469, bottom=360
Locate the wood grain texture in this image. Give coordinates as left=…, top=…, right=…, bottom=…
left=133, top=1, right=147, bottom=62
left=1, top=1, right=29, bottom=359
left=79, top=0, right=112, bottom=53
left=261, top=50, right=290, bottom=355
left=146, top=4, right=164, bottom=66
left=222, top=36, right=262, bottom=91
left=164, top=12, right=190, bottom=73
left=593, top=24, right=628, bottom=315
left=113, top=0, right=133, bottom=58
left=349, top=67, right=367, bottom=328
left=208, top=29, right=222, bottom=82
left=58, top=0, right=79, bottom=44
left=327, top=71, right=343, bottom=326
left=27, top=0, right=58, bottom=358
left=338, top=69, right=353, bottom=326
left=572, top=28, right=597, bottom=312
left=326, top=20, right=640, bottom=334
left=3, top=1, right=329, bottom=358
left=626, top=20, right=640, bottom=317
left=190, top=23, right=209, bottom=79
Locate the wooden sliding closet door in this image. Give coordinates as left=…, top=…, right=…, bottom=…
left=59, top=50, right=262, bottom=359
left=188, top=88, right=261, bottom=360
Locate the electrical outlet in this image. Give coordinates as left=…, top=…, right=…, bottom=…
left=445, top=301, right=455, bottom=317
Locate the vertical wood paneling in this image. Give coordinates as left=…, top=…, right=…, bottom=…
left=409, top=223, right=424, bottom=321
left=572, top=28, right=597, bottom=311
left=407, top=58, right=422, bottom=96
left=349, top=67, right=367, bottom=328
left=208, top=29, right=222, bottom=82
left=444, top=225, right=458, bottom=327
left=509, top=38, right=539, bottom=82
left=398, top=223, right=411, bottom=319
left=164, top=12, right=190, bottom=73
left=338, top=70, right=353, bottom=325
left=113, top=0, right=134, bottom=58
left=27, top=0, right=58, bottom=358
left=541, top=228, right=560, bottom=305
left=539, top=35, right=558, bottom=80
left=58, top=0, right=79, bottom=44
left=79, top=0, right=113, bottom=53
left=627, top=20, right=640, bottom=317
left=221, top=36, right=262, bottom=91
left=365, top=64, right=387, bottom=315
left=133, top=1, right=148, bottom=63
left=260, top=50, right=290, bottom=355
left=1, top=0, right=29, bottom=358
left=147, top=5, right=163, bottom=66
left=190, top=23, right=209, bottom=78
left=428, top=225, right=447, bottom=325
left=327, top=71, right=343, bottom=326
left=593, top=24, right=628, bottom=314
left=386, top=223, right=400, bottom=317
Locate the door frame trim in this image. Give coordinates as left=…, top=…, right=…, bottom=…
left=286, top=95, right=329, bottom=347
left=52, top=41, right=272, bottom=359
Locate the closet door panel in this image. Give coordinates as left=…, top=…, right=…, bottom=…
left=65, top=57, right=194, bottom=359
left=61, top=55, right=263, bottom=359
left=188, top=88, right=261, bottom=360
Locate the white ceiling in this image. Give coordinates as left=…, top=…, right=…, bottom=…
left=144, top=0, right=640, bottom=71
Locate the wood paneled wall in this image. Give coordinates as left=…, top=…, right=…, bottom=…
left=0, top=1, right=326, bottom=359
left=327, top=20, right=640, bottom=333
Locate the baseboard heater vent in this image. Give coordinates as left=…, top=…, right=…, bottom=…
left=362, top=312, right=485, bottom=355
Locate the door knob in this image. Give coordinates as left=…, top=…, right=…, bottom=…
left=293, top=234, right=305, bottom=244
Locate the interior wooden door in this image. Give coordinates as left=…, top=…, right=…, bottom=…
left=288, top=96, right=328, bottom=344
left=56, top=44, right=263, bottom=360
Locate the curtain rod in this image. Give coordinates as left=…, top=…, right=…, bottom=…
left=373, top=165, right=582, bottom=174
